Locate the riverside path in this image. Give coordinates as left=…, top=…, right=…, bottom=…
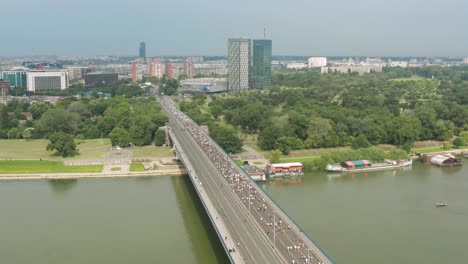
left=158, top=96, right=334, bottom=264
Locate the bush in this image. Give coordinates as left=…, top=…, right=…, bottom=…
left=385, top=149, right=409, bottom=160
left=154, top=129, right=166, bottom=146
left=269, top=149, right=282, bottom=163
left=453, top=137, right=465, bottom=148
left=442, top=141, right=451, bottom=150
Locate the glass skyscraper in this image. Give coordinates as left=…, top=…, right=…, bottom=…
left=228, top=38, right=251, bottom=93
left=1, top=71, right=27, bottom=88
left=139, top=42, right=146, bottom=63
left=252, top=39, right=272, bottom=89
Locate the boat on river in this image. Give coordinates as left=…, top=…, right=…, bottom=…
left=435, top=202, right=448, bottom=207
left=325, top=159, right=413, bottom=172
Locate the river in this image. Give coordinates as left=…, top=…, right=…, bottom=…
left=0, top=160, right=466, bottom=263
left=263, top=160, right=468, bottom=264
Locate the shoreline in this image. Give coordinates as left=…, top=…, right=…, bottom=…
left=0, top=169, right=187, bottom=181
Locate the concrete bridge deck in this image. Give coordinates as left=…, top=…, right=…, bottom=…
left=159, top=96, right=334, bottom=264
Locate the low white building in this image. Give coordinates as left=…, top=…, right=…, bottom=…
left=27, top=71, right=69, bottom=92
left=308, top=57, right=327, bottom=68
left=321, top=65, right=383, bottom=75
left=286, top=62, right=307, bottom=70
left=65, top=67, right=84, bottom=80
left=389, top=61, right=408, bottom=68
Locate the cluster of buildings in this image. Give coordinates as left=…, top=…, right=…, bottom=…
left=1, top=70, right=69, bottom=92
left=283, top=56, right=468, bottom=75
left=3, top=40, right=468, bottom=99
left=226, top=38, right=272, bottom=93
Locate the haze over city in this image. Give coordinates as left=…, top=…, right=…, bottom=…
left=2, top=0, right=468, bottom=56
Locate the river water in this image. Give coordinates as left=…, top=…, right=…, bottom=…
left=0, top=161, right=466, bottom=263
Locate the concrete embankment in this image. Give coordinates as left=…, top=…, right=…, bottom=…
left=0, top=169, right=186, bottom=181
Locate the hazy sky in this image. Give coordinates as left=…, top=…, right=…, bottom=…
left=2, top=0, right=467, bottom=57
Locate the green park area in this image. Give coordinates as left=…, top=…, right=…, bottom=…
left=132, top=146, right=173, bottom=158
left=0, top=139, right=173, bottom=160
left=0, top=160, right=102, bottom=174
left=130, top=162, right=145, bottom=172
left=0, top=139, right=111, bottom=160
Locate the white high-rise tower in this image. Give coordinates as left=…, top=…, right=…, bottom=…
left=228, top=38, right=251, bottom=93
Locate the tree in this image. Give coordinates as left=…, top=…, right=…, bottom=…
left=128, top=115, right=157, bottom=146
left=453, top=137, right=465, bottom=148
left=46, top=132, right=77, bottom=157
left=109, top=127, right=131, bottom=147
left=0, top=105, right=9, bottom=130
left=385, top=116, right=421, bottom=147
left=276, top=137, right=292, bottom=155
left=68, top=101, right=90, bottom=120
left=270, top=149, right=282, bottom=163
left=37, top=109, right=81, bottom=137
left=459, top=131, right=468, bottom=145
left=154, top=129, right=166, bottom=146
left=433, top=119, right=455, bottom=141
left=7, top=128, right=21, bottom=139
left=307, top=117, right=332, bottom=148
left=258, top=124, right=282, bottom=150
left=442, top=141, right=451, bottom=150
left=22, top=128, right=34, bottom=140
left=351, top=134, right=371, bottom=149
left=209, top=125, right=242, bottom=153
left=28, top=102, right=53, bottom=120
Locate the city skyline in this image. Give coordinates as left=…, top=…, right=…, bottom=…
left=1, top=0, right=468, bottom=57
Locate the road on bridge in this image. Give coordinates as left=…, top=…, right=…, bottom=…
left=159, top=96, right=333, bottom=264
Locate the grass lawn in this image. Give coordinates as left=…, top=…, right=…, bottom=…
left=70, top=139, right=111, bottom=160
left=130, top=162, right=145, bottom=172
left=0, top=160, right=102, bottom=174
left=0, top=139, right=111, bottom=160
left=412, top=145, right=468, bottom=154
left=0, top=139, right=50, bottom=159
left=411, top=147, right=444, bottom=154
left=132, top=146, right=173, bottom=158
left=111, top=167, right=121, bottom=171
left=279, top=156, right=320, bottom=163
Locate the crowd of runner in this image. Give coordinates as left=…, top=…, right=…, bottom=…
left=159, top=96, right=325, bottom=264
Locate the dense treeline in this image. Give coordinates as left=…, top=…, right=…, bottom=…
left=0, top=97, right=168, bottom=147
left=181, top=67, right=467, bottom=154
left=179, top=94, right=243, bottom=153
left=9, top=80, right=149, bottom=98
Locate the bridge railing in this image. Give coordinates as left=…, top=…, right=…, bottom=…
left=160, top=96, right=334, bottom=263
left=168, top=129, right=239, bottom=264
left=203, top=131, right=336, bottom=264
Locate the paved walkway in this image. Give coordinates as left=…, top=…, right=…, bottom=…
left=0, top=167, right=186, bottom=180
left=237, top=146, right=270, bottom=168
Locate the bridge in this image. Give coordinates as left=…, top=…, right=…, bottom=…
left=158, top=96, right=334, bottom=264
